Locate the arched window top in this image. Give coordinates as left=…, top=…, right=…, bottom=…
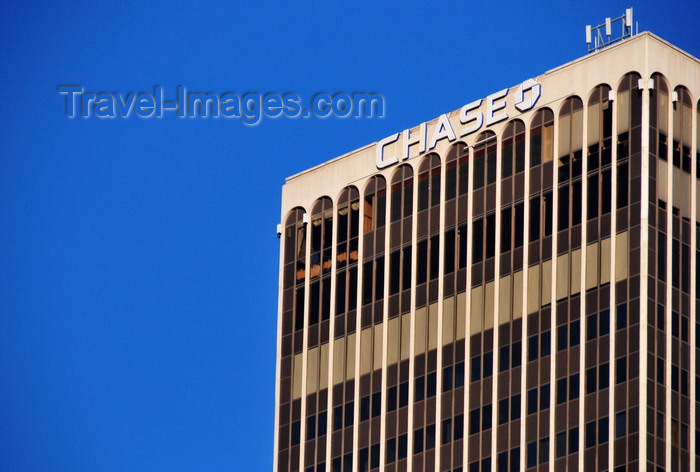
left=616, top=73, right=643, bottom=162
left=674, top=85, right=693, bottom=107
left=530, top=107, right=554, bottom=128
left=558, top=96, right=583, bottom=115
left=364, top=174, right=386, bottom=197
left=651, top=72, right=669, bottom=94
left=475, top=129, right=497, bottom=145
left=282, top=206, right=307, bottom=285
left=391, top=163, right=414, bottom=185
left=672, top=86, right=693, bottom=173
left=284, top=206, right=306, bottom=226
left=363, top=175, right=387, bottom=233
left=337, top=186, right=359, bottom=206
left=473, top=131, right=497, bottom=189
left=418, top=152, right=441, bottom=173
left=445, top=142, right=469, bottom=200
left=311, top=196, right=333, bottom=216
left=336, top=186, right=359, bottom=266
left=502, top=120, right=526, bottom=178
left=390, top=164, right=414, bottom=222
left=418, top=153, right=441, bottom=214
left=502, top=119, right=525, bottom=139
left=587, top=85, right=611, bottom=107
left=310, top=197, right=333, bottom=277
left=617, top=72, right=642, bottom=92
left=529, top=108, right=554, bottom=168
left=446, top=141, right=468, bottom=162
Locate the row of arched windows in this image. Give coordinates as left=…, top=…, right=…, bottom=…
left=282, top=71, right=699, bottom=338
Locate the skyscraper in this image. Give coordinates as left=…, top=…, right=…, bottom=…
left=274, top=32, right=700, bottom=472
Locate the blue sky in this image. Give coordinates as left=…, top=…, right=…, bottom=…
left=1, top=1, right=698, bottom=471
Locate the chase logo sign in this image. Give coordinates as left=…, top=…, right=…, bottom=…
left=376, top=79, right=541, bottom=169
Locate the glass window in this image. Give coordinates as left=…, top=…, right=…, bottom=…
left=587, top=86, right=611, bottom=171
left=511, top=394, right=521, bottom=420
left=387, top=386, right=397, bottom=412
left=371, top=443, right=380, bottom=468
left=569, top=427, right=579, bottom=453
left=372, top=391, right=381, bottom=417
left=427, top=371, right=437, bottom=397
left=415, top=375, right=425, bottom=402
left=540, top=383, right=550, bottom=410
left=616, top=411, right=626, bottom=438
left=471, top=355, right=481, bottom=382
left=599, top=363, right=609, bottom=390
left=585, top=421, right=595, bottom=448
left=498, top=452, right=508, bottom=472
left=469, top=408, right=480, bottom=435
left=482, top=404, right=492, bottom=430
left=569, top=373, right=580, bottom=400
left=318, top=411, right=327, bottom=436
left=446, top=142, right=469, bottom=200
left=426, top=424, right=435, bottom=450
left=528, top=335, right=538, bottom=361
left=386, top=437, right=396, bottom=463
left=398, top=434, right=407, bottom=460
left=473, top=131, right=497, bottom=188
left=454, top=414, right=464, bottom=440
left=291, top=420, right=301, bottom=445
left=598, top=417, right=609, bottom=444
left=484, top=351, right=493, bottom=377
left=600, top=308, right=610, bottom=336
left=540, top=330, right=551, bottom=357
left=527, top=388, right=538, bottom=415
left=418, top=153, right=441, bottom=212
left=570, top=320, right=580, bottom=346
left=538, top=438, right=549, bottom=464
left=530, top=108, right=554, bottom=167
left=390, top=164, right=413, bottom=222
left=586, top=367, right=596, bottom=394
left=500, top=345, right=510, bottom=372
left=511, top=341, right=522, bottom=367
left=557, top=377, right=567, bottom=404
left=616, top=303, right=627, bottom=329
left=527, top=441, right=537, bottom=468
left=559, top=96, right=583, bottom=181
left=587, top=313, right=598, bottom=340
left=414, top=428, right=424, bottom=454
left=616, top=357, right=627, bottom=384
left=499, top=398, right=509, bottom=424
left=557, top=324, right=567, bottom=351
left=442, top=418, right=452, bottom=444
left=443, top=365, right=453, bottom=392
left=502, top=120, right=526, bottom=178
left=556, top=431, right=566, bottom=458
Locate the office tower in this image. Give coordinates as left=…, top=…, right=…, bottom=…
left=274, top=32, right=700, bottom=472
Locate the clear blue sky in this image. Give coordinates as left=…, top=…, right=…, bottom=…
left=1, top=1, right=698, bottom=471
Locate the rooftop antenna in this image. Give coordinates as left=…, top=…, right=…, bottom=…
left=586, top=8, right=635, bottom=53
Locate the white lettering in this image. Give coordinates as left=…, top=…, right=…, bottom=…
left=376, top=133, right=400, bottom=169
left=401, top=123, right=426, bottom=160
left=485, top=88, right=508, bottom=126
left=514, top=78, right=541, bottom=112
left=459, top=99, right=483, bottom=137
left=428, top=114, right=457, bottom=150
left=375, top=80, right=542, bottom=169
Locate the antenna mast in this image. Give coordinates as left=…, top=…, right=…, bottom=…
left=586, top=8, right=635, bottom=53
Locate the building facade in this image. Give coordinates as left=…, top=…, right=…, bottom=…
left=274, top=33, right=700, bottom=472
